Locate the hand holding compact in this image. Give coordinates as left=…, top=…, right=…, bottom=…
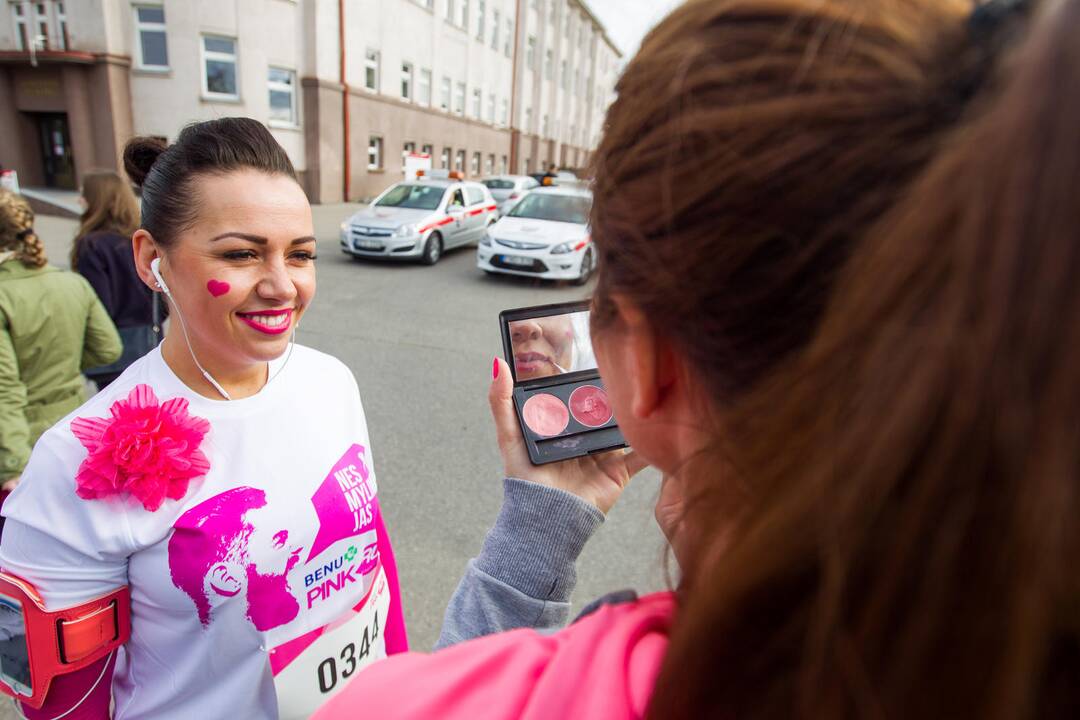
left=489, top=357, right=646, bottom=513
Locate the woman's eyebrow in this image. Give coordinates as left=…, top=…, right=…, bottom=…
left=209, top=232, right=317, bottom=246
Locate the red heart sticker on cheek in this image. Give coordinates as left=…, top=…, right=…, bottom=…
left=207, top=280, right=230, bottom=297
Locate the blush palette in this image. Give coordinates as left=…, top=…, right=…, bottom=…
left=501, top=301, right=626, bottom=465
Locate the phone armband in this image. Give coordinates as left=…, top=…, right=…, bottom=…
left=0, top=571, right=130, bottom=709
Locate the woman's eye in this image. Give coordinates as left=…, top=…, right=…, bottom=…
left=223, top=250, right=258, bottom=261
left=291, top=251, right=318, bottom=262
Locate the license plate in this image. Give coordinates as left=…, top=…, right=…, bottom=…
left=356, top=241, right=382, bottom=250
left=501, top=255, right=533, bottom=266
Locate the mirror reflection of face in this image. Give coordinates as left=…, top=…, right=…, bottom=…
left=510, top=314, right=576, bottom=380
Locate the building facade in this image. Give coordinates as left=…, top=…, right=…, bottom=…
left=0, top=0, right=620, bottom=202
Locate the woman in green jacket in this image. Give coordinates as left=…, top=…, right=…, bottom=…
left=0, top=189, right=121, bottom=491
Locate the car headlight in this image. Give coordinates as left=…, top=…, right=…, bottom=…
left=340, top=221, right=351, bottom=233
left=394, top=224, right=417, bottom=237
left=550, top=242, right=572, bottom=254
left=480, top=232, right=492, bottom=247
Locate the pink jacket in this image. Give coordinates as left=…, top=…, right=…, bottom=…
left=314, top=591, right=676, bottom=720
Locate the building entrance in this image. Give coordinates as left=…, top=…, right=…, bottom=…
left=35, top=113, right=76, bottom=189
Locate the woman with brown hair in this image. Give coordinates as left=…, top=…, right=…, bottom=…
left=317, top=0, right=1076, bottom=717
left=0, top=189, right=120, bottom=493
left=73, top=170, right=159, bottom=388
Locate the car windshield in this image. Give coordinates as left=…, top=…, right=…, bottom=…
left=375, top=184, right=445, bottom=210
left=506, top=194, right=589, bottom=224
left=483, top=179, right=515, bottom=190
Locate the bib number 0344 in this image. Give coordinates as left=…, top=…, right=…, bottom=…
left=316, top=610, right=380, bottom=694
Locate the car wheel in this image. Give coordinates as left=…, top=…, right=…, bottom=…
left=422, top=233, right=443, bottom=265
left=573, top=248, right=594, bottom=286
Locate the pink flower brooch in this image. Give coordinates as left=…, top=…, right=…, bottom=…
left=71, top=384, right=211, bottom=512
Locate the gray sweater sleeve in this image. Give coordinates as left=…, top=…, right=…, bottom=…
left=435, top=477, right=604, bottom=649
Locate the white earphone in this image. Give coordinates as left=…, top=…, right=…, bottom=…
left=150, top=257, right=170, bottom=295
left=146, top=256, right=297, bottom=402
left=148, top=256, right=232, bottom=400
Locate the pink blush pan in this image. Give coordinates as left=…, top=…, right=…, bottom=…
left=522, top=393, right=570, bottom=437
left=569, top=385, right=613, bottom=427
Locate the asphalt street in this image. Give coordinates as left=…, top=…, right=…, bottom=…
left=23, top=203, right=668, bottom=696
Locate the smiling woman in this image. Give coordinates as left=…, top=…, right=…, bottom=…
left=0, top=118, right=407, bottom=720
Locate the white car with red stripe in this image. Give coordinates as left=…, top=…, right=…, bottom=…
left=340, top=179, right=498, bottom=265
left=477, top=187, right=594, bottom=285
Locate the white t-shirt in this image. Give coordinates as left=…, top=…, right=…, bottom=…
left=0, top=345, right=407, bottom=719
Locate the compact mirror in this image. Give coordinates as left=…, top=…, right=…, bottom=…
left=500, top=301, right=626, bottom=465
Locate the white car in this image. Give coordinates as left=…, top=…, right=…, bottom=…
left=481, top=175, right=540, bottom=217
left=340, top=179, right=497, bottom=265
left=477, top=187, right=594, bottom=285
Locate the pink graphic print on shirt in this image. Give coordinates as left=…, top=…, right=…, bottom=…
left=167, top=444, right=389, bottom=634
left=168, top=487, right=303, bottom=629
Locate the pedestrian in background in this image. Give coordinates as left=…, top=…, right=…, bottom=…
left=0, top=188, right=121, bottom=494
left=73, top=170, right=161, bottom=388
left=316, top=0, right=1077, bottom=717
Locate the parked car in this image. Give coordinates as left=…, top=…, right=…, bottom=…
left=481, top=175, right=540, bottom=217
left=477, top=186, right=595, bottom=285
left=340, top=179, right=497, bottom=265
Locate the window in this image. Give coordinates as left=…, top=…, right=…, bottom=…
left=544, top=49, right=553, bottom=81
left=471, top=152, right=480, bottom=176
left=491, top=9, right=499, bottom=50
left=500, top=155, right=508, bottom=173
left=364, top=49, right=379, bottom=92
left=542, top=114, right=549, bottom=137
left=560, top=59, right=567, bottom=90
left=416, top=0, right=434, bottom=7
left=500, top=98, right=508, bottom=126
left=476, top=0, right=484, bottom=40
left=441, top=147, right=451, bottom=169
left=549, top=0, right=557, bottom=25
left=504, top=18, right=512, bottom=57
left=33, top=2, right=48, bottom=49
left=454, top=81, right=465, bottom=116
left=440, top=76, right=451, bottom=111
left=201, top=35, right=238, bottom=98
left=12, top=3, right=28, bottom=51
left=134, top=6, right=169, bottom=68
left=454, top=149, right=465, bottom=172
left=56, top=2, right=68, bottom=50
left=445, top=0, right=454, bottom=22
left=486, top=153, right=494, bottom=175
left=418, top=68, right=432, bottom=106
left=368, top=135, right=383, bottom=170
left=487, top=92, right=495, bottom=124
left=525, top=106, right=533, bottom=132
left=526, top=36, right=536, bottom=70
left=268, top=67, right=296, bottom=125
left=401, top=62, right=413, bottom=100
left=458, top=0, right=468, bottom=29
left=421, top=143, right=434, bottom=156
left=471, top=88, right=481, bottom=118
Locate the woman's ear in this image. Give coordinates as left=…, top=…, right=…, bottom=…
left=608, top=295, right=679, bottom=421
left=132, top=229, right=160, bottom=292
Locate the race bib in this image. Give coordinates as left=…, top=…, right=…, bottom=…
left=271, top=564, right=392, bottom=719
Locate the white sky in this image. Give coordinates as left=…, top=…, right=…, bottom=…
left=583, top=0, right=685, bottom=59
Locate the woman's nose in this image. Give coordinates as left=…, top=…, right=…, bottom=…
left=256, top=259, right=298, bottom=303
left=513, top=320, right=542, bottom=340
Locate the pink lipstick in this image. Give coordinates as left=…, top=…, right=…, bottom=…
left=237, top=308, right=293, bottom=335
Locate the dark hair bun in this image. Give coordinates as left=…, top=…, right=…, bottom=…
left=123, top=136, right=169, bottom=188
